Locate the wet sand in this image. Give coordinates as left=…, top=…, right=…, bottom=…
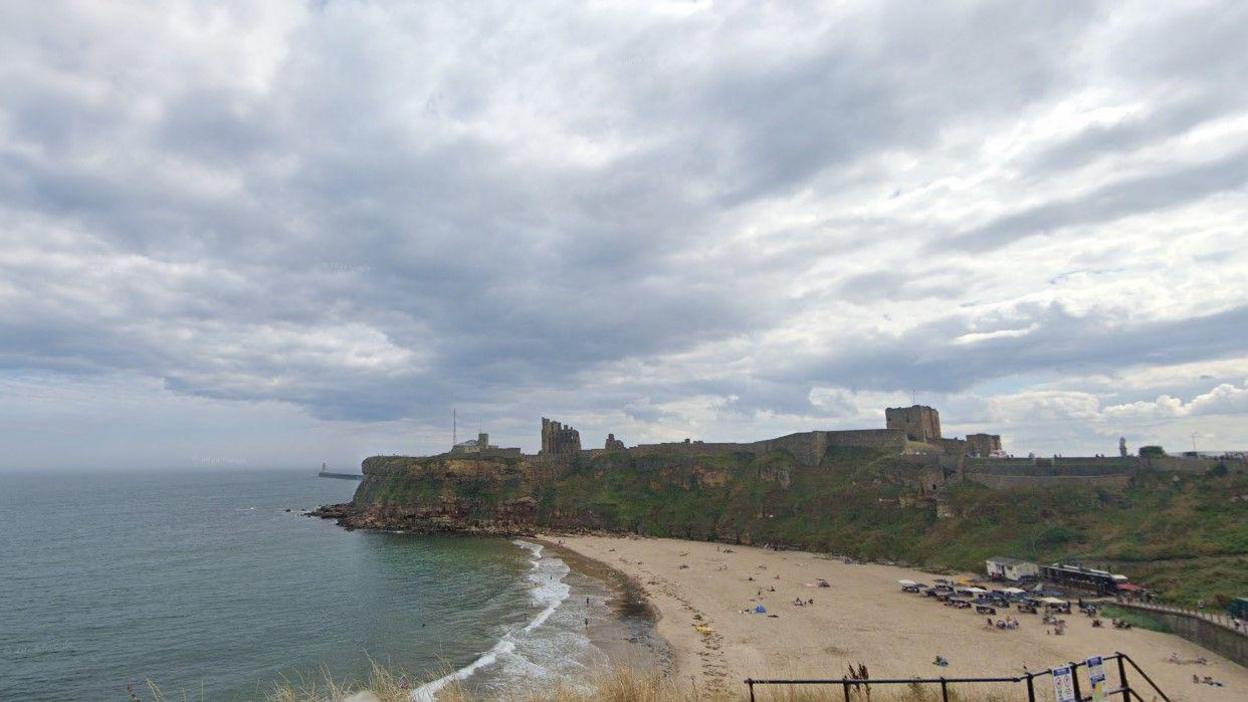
left=549, top=534, right=1248, bottom=701
left=538, top=539, right=672, bottom=678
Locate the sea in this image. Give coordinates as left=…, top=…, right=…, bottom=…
left=0, top=469, right=652, bottom=701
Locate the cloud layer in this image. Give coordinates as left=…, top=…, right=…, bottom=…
left=2, top=1, right=1247, bottom=468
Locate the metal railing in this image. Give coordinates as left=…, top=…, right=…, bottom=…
left=744, top=651, right=1170, bottom=702
left=1112, top=599, right=1248, bottom=637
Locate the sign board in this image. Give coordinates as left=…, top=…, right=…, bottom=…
left=1087, top=656, right=1108, bottom=702
left=1051, top=665, right=1077, bottom=702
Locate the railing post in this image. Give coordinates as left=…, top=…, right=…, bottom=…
left=1026, top=672, right=1036, bottom=702
left=1070, top=662, right=1083, bottom=701
left=1116, top=654, right=1130, bottom=701
left=940, top=677, right=949, bottom=702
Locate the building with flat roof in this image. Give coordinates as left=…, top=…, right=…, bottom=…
left=449, top=432, right=522, bottom=458
left=1040, top=563, right=1128, bottom=595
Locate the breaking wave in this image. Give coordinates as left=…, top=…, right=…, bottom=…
left=409, top=540, right=574, bottom=701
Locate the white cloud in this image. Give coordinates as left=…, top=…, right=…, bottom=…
left=1104, top=381, right=1248, bottom=420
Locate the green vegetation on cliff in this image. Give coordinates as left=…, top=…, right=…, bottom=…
left=348, top=449, right=1248, bottom=606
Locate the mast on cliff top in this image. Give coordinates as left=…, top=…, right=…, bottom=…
left=452, top=408, right=457, bottom=447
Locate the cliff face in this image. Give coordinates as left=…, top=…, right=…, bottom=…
left=311, top=445, right=1248, bottom=605
left=313, top=454, right=542, bottom=534
left=315, top=444, right=907, bottom=541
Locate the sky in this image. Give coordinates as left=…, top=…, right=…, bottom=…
left=2, top=1, right=1247, bottom=470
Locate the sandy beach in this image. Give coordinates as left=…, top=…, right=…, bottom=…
left=547, top=534, right=1248, bottom=701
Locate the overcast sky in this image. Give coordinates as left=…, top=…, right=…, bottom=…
left=3, top=1, right=1247, bottom=470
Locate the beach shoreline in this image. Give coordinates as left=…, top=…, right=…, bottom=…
left=544, top=533, right=1248, bottom=701
left=532, top=538, right=674, bottom=681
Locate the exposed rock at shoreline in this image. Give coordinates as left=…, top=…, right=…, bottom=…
left=308, top=499, right=541, bottom=535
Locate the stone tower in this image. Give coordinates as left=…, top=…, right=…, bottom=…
left=540, top=417, right=582, bottom=456
left=965, top=433, right=1002, bottom=457
left=1119, top=437, right=1128, bottom=458
left=885, top=405, right=942, bottom=443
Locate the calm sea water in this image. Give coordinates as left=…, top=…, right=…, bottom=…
left=0, top=469, right=611, bottom=701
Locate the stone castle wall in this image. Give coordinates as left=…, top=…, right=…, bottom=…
left=963, top=456, right=1137, bottom=490
left=966, top=457, right=1138, bottom=475
left=1142, top=455, right=1226, bottom=473
left=967, top=472, right=1132, bottom=490
left=629, top=429, right=907, bottom=467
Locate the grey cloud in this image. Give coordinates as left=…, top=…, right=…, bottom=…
left=1, top=1, right=1246, bottom=462
left=794, top=303, right=1248, bottom=395
left=942, top=148, right=1248, bottom=251
left=1024, top=100, right=1227, bottom=175
left=837, top=270, right=964, bottom=304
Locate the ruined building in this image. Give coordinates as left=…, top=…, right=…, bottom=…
left=885, top=405, right=942, bottom=443
left=604, top=433, right=625, bottom=451
left=449, top=432, right=522, bottom=458
left=540, top=417, right=582, bottom=455
left=965, top=433, right=1003, bottom=457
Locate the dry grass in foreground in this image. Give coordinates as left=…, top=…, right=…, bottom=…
left=263, top=663, right=1016, bottom=702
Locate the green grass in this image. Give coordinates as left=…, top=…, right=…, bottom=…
left=1098, top=604, right=1173, bottom=634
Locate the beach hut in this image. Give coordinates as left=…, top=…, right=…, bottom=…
left=986, top=556, right=1039, bottom=582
